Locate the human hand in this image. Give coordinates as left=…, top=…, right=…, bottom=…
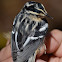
left=36, top=29, right=62, bottom=62
left=0, top=29, right=62, bottom=62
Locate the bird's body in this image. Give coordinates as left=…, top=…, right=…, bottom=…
left=11, top=1, right=48, bottom=62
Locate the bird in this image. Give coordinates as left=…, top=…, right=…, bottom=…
left=11, top=1, right=51, bottom=62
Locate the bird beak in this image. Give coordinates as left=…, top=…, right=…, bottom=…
left=46, top=13, right=53, bottom=19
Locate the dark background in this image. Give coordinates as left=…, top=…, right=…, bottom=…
left=0, top=0, right=62, bottom=32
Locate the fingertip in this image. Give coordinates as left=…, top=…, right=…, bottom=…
left=6, top=40, right=10, bottom=46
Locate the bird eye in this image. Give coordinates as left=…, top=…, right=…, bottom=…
left=29, top=5, right=34, bottom=8
left=25, top=5, right=34, bottom=10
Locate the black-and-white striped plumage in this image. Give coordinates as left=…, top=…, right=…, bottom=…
left=11, top=1, right=48, bottom=62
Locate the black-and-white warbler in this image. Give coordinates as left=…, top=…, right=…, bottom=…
left=11, top=1, right=52, bottom=62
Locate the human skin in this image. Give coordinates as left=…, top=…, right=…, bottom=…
left=0, top=29, right=62, bottom=62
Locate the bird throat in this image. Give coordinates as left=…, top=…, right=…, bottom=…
left=28, top=15, right=45, bottom=22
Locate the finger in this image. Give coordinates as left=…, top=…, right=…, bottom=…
left=60, top=58, right=62, bottom=62
left=36, top=59, right=46, bottom=62
left=0, top=44, right=12, bottom=61
left=37, top=45, right=45, bottom=58
left=45, top=29, right=62, bottom=53
left=50, top=29, right=62, bottom=44
left=49, top=56, right=59, bottom=62
left=1, top=57, right=13, bottom=62
left=54, top=42, right=62, bottom=57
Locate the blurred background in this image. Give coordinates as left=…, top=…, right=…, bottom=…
left=0, top=0, right=62, bottom=49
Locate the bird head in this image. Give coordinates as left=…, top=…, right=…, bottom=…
left=24, top=1, right=47, bottom=17
left=23, top=1, right=53, bottom=19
